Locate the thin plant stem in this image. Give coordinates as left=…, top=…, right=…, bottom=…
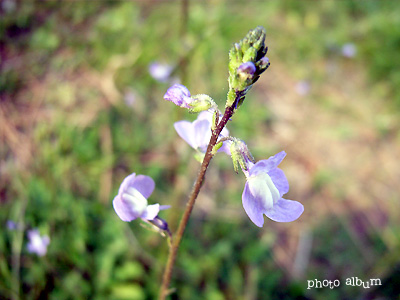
left=158, top=104, right=235, bottom=300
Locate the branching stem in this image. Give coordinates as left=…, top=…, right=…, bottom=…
left=158, top=104, right=235, bottom=300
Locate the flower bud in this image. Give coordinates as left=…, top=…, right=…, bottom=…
left=229, top=138, right=255, bottom=174
left=226, top=26, right=270, bottom=109
left=188, top=94, right=215, bottom=113
left=237, top=62, right=256, bottom=81
left=164, top=84, right=193, bottom=108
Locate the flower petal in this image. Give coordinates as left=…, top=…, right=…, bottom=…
left=131, top=175, right=155, bottom=199
left=242, top=182, right=265, bottom=227
left=164, top=84, right=192, bottom=107
left=268, top=168, right=289, bottom=197
left=149, top=62, right=172, bottom=82
left=220, top=126, right=229, bottom=138
left=218, top=140, right=231, bottom=155
left=247, top=172, right=280, bottom=208
left=141, top=204, right=160, bottom=220
left=249, top=151, right=286, bottom=176
left=174, top=121, right=197, bottom=149
left=113, top=195, right=138, bottom=222
left=193, top=119, right=211, bottom=151
left=197, top=111, right=213, bottom=121
left=118, top=173, right=136, bottom=195
left=264, top=198, right=304, bottom=222
left=159, top=205, right=171, bottom=210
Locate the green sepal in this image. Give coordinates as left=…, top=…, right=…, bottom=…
left=188, top=94, right=216, bottom=113
left=212, top=142, right=223, bottom=155
left=194, top=152, right=205, bottom=163
left=230, top=143, right=240, bottom=173
left=243, top=47, right=257, bottom=63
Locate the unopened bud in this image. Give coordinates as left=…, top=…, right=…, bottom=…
left=188, top=94, right=215, bottom=113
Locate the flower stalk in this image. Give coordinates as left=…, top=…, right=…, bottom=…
left=158, top=100, right=236, bottom=300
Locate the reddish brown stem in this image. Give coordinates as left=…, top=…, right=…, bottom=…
left=158, top=105, right=234, bottom=300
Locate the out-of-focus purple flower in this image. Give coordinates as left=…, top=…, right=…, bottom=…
left=1, top=0, right=16, bottom=13
left=149, top=62, right=173, bottom=83
left=7, top=220, right=18, bottom=230
left=27, top=229, right=50, bottom=256
left=174, top=111, right=231, bottom=155
left=113, top=173, right=169, bottom=222
left=242, top=151, right=304, bottom=227
left=164, top=84, right=194, bottom=108
left=341, top=43, right=357, bottom=58
left=124, top=90, right=137, bottom=107
left=238, top=62, right=256, bottom=76
left=295, top=80, right=311, bottom=96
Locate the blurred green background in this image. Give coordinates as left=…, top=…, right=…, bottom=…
left=1, top=1, right=400, bottom=299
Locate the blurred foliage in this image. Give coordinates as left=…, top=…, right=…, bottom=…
left=1, top=1, right=400, bottom=300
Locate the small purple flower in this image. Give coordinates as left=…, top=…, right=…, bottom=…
left=242, top=151, right=304, bottom=227
left=124, top=89, right=137, bottom=107
left=341, top=43, right=357, bottom=58
left=238, top=62, right=256, bottom=76
left=164, top=84, right=194, bottom=108
left=113, top=173, right=168, bottom=222
left=149, top=62, right=173, bottom=83
left=7, top=220, right=18, bottom=230
left=174, top=111, right=230, bottom=154
left=27, top=229, right=50, bottom=256
left=295, top=80, right=311, bottom=96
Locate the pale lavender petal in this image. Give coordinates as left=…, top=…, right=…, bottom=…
left=113, top=195, right=139, bottom=222
left=197, top=111, right=213, bottom=121
left=7, top=220, right=17, bottom=230
left=141, top=204, right=160, bottom=220
left=118, top=173, right=136, bottom=195
left=264, top=198, right=304, bottom=222
left=149, top=62, right=173, bottom=82
left=218, top=140, right=231, bottom=155
left=174, top=121, right=197, bottom=149
left=341, top=43, right=357, bottom=58
left=193, top=119, right=211, bottom=151
left=249, top=151, right=286, bottom=176
left=268, top=168, right=289, bottom=197
left=242, top=182, right=265, bottom=227
left=220, top=126, right=229, bottom=138
left=42, top=236, right=50, bottom=246
left=27, top=230, right=50, bottom=256
left=131, top=175, right=155, bottom=199
left=164, top=84, right=192, bottom=108
left=159, top=205, right=171, bottom=210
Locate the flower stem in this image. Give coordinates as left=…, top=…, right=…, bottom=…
left=158, top=105, right=235, bottom=300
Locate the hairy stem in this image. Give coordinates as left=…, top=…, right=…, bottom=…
left=158, top=105, right=235, bottom=300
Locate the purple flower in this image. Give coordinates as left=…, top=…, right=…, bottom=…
left=238, top=62, right=256, bottom=76
left=242, top=151, right=304, bottom=227
left=295, top=80, right=311, bottom=96
left=149, top=62, right=173, bottom=83
left=341, top=43, right=357, bottom=58
left=164, top=84, right=193, bottom=108
left=174, top=111, right=230, bottom=154
left=27, top=229, right=50, bottom=256
left=7, top=220, right=18, bottom=230
left=113, top=173, right=168, bottom=222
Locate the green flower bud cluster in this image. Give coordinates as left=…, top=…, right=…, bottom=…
left=226, top=26, right=270, bottom=108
